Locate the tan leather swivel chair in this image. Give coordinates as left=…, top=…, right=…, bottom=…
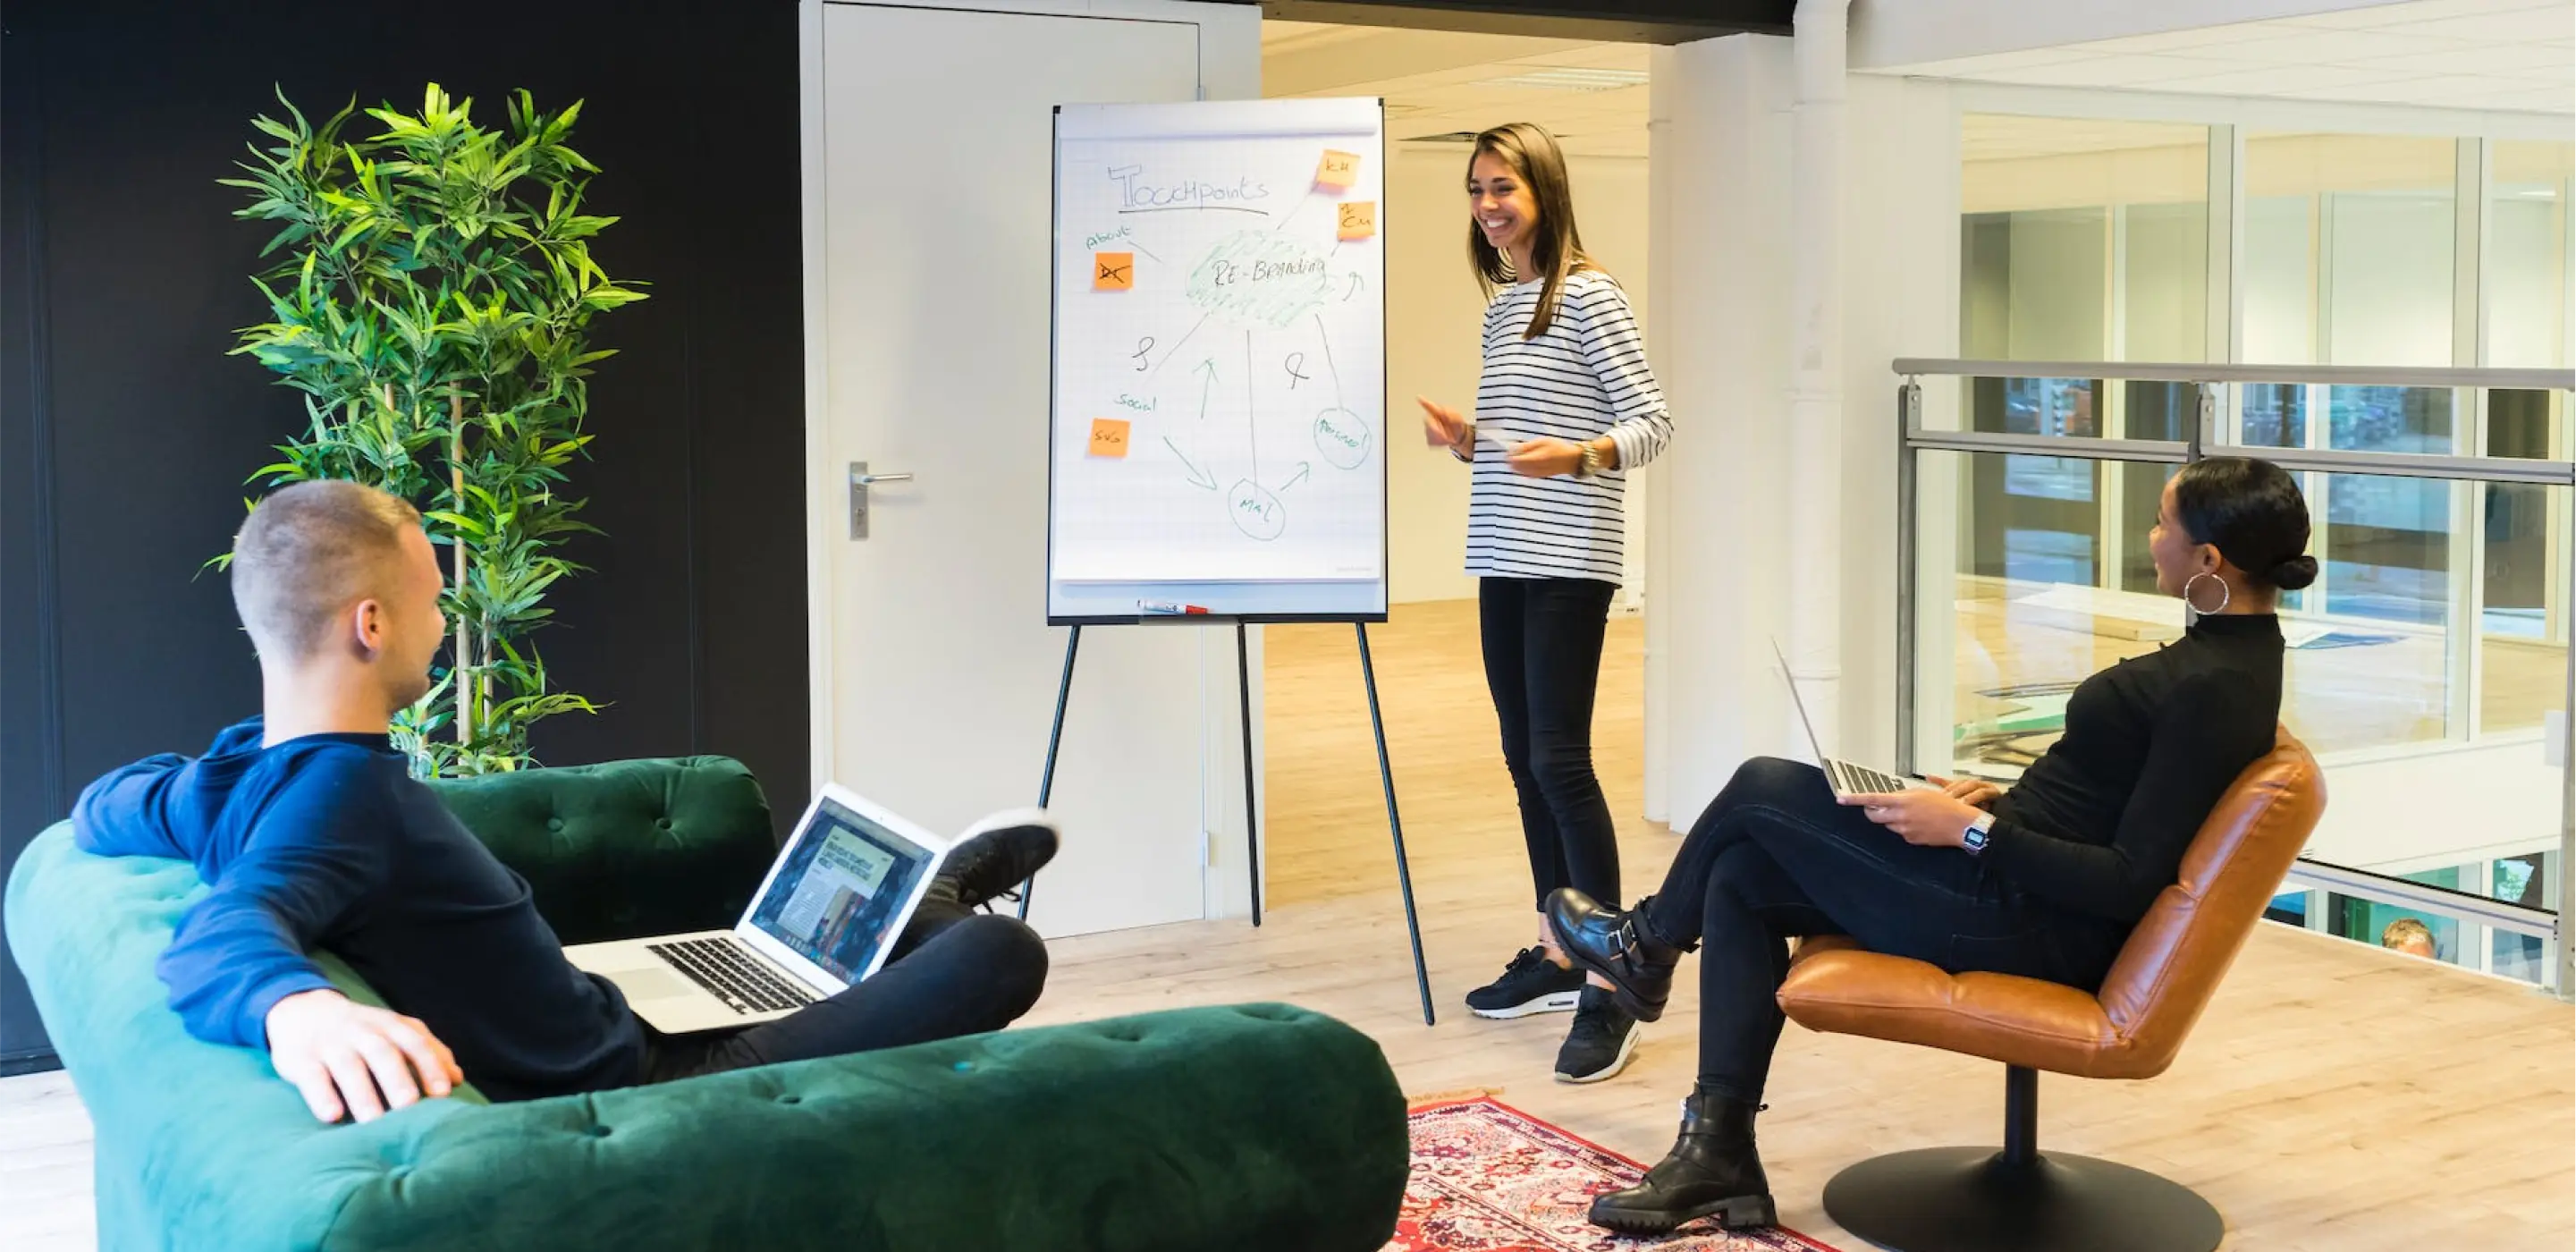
left=1777, top=728, right=2325, bottom=1252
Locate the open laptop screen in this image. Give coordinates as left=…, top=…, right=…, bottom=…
left=747, top=799, right=939, bottom=984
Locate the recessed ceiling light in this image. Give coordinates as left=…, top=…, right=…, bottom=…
left=1476, top=67, right=1650, bottom=92
left=1403, top=131, right=1483, bottom=145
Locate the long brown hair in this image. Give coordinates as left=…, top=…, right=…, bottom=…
left=1466, top=123, right=1592, bottom=339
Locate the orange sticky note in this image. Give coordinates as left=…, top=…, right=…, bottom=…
left=1093, top=252, right=1135, bottom=291
left=1088, top=418, right=1131, bottom=458
left=1315, top=149, right=1361, bottom=190
left=1336, top=200, right=1377, bottom=241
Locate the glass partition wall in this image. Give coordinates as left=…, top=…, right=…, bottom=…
left=1921, top=117, right=2576, bottom=994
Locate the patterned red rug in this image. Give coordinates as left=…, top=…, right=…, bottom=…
left=1389, top=1097, right=1843, bottom=1252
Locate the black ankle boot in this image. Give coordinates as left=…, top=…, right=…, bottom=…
left=1587, top=1087, right=1777, bottom=1235
left=1543, top=889, right=1681, bottom=1022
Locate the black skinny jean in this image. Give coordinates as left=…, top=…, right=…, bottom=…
left=638, top=891, right=1049, bottom=1082
left=1481, top=575, right=1622, bottom=911
left=1641, top=757, right=2127, bottom=1105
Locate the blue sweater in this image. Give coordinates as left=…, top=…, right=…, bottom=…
left=72, top=719, right=644, bottom=1101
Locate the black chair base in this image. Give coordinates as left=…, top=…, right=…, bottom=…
left=1823, top=1146, right=2224, bottom=1252
left=1820, top=1066, right=2224, bottom=1252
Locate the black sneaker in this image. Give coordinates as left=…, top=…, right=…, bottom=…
left=1465, top=946, right=1586, bottom=1019
left=1553, top=986, right=1640, bottom=1084
left=943, top=809, right=1061, bottom=911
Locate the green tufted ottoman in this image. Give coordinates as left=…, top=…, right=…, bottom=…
left=5, top=756, right=1409, bottom=1251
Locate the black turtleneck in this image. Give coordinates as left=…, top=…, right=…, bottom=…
left=1985, top=612, right=2286, bottom=925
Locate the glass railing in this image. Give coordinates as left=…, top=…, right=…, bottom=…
left=1894, top=359, right=2575, bottom=995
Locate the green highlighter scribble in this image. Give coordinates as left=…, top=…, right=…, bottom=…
left=1187, top=230, right=1334, bottom=329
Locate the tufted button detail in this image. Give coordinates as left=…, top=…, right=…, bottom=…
left=584, top=1124, right=612, bottom=1138
left=776, top=1094, right=802, bottom=1105
left=545, top=817, right=564, bottom=832
left=655, top=818, right=674, bottom=832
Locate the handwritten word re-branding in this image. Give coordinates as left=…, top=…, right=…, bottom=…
left=1210, top=256, right=1325, bottom=287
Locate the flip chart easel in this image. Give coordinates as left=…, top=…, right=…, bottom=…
left=1025, top=98, right=1430, bottom=1025
left=1015, top=616, right=1434, bottom=1027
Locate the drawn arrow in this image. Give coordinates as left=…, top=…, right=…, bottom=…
left=1313, top=313, right=1347, bottom=410
left=1193, top=359, right=1216, bottom=419
left=1281, top=461, right=1312, bottom=492
left=1344, top=273, right=1365, bottom=302
left=1245, top=333, right=1259, bottom=486
left=1165, top=437, right=1217, bottom=491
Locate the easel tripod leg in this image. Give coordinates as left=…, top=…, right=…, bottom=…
left=1358, top=622, right=1435, bottom=1026
left=1020, top=624, right=1082, bottom=922
left=1237, top=620, right=1263, bottom=927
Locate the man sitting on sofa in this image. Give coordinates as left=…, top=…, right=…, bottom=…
left=73, top=480, right=1060, bottom=1124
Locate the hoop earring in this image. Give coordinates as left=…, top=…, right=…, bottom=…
left=2184, top=571, right=2229, bottom=616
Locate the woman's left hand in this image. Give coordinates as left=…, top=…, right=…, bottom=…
left=1840, top=787, right=1987, bottom=849
left=1505, top=437, right=1585, bottom=478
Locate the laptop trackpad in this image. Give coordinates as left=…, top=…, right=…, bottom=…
left=612, top=967, right=695, bottom=1003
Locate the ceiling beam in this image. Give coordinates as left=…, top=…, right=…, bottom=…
left=1259, top=0, right=1793, bottom=45
left=1264, top=26, right=1606, bottom=96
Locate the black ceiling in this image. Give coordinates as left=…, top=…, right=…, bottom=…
left=1259, top=0, right=1795, bottom=44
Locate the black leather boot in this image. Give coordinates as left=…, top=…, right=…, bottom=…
left=1588, top=1087, right=1777, bottom=1235
left=1543, top=888, right=1681, bottom=1022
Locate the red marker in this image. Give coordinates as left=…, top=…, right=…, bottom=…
left=1139, top=600, right=1211, bottom=615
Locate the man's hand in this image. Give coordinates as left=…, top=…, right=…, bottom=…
left=265, top=988, right=461, bottom=1124
left=1929, top=774, right=2006, bottom=810
left=1839, top=787, right=1988, bottom=849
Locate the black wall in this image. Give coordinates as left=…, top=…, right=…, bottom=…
left=1, top=0, right=808, bottom=1070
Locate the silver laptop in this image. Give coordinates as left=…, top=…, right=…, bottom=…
left=1771, top=639, right=1937, bottom=801
left=565, top=783, right=951, bottom=1034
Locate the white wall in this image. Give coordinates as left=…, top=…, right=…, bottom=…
left=1384, top=146, right=1652, bottom=605
left=2327, top=193, right=2458, bottom=368
left=1849, top=0, right=2411, bottom=69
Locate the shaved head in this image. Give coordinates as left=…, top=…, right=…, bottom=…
left=231, top=481, right=427, bottom=662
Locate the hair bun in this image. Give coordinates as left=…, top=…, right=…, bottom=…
left=2267, top=554, right=2319, bottom=591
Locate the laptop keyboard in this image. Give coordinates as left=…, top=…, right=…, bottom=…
left=647, top=937, right=819, bottom=1015
left=1829, top=759, right=1913, bottom=797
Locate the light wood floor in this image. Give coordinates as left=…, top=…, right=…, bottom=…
left=4, top=599, right=2570, bottom=1251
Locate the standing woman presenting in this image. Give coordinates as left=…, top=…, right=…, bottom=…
left=1420, top=123, right=1672, bottom=1083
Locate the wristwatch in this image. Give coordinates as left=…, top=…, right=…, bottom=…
left=1962, top=812, right=1996, bottom=857
left=1576, top=442, right=1607, bottom=478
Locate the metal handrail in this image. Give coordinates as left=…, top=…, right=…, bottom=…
left=2282, top=859, right=2558, bottom=942
left=1906, top=430, right=2190, bottom=464
left=1901, top=427, right=2576, bottom=486
left=1891, top=363, right=2575, bottom=993
left=1894, top=357, right=2576, bottom=391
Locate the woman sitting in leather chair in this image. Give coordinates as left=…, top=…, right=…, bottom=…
left=1547, top=455, right=2315, bottom=1236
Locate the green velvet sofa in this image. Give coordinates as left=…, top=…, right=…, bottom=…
left=5, top=756, right=1409, bottom=1252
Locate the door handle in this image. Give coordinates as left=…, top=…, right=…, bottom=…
left=849, top=461, right=913, bottom=539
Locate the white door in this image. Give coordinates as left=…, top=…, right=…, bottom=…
left=807, top=3, right=1248, bottom=936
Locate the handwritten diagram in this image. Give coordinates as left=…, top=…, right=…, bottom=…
left=1052, top=108, right=1385, bottom=591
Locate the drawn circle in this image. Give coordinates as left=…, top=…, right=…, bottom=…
left=1312, top=408, right=1371, bottom=470
left=1226, top=478, right=1288, bottom=542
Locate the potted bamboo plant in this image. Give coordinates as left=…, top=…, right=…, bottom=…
left=224, top=84, right=646, bottom=775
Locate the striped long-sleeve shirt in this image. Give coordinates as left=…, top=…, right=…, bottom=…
left=1464, top=269, right=1672, bottom=583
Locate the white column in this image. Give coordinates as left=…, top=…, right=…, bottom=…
left=1786, top=0, right=1851, bottom=757
left=1645, top=36, right=1959, bottom=822
left=1646, top=33, right=1797, bottom=825
left=1837, top=74, right=1961, bottom=767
